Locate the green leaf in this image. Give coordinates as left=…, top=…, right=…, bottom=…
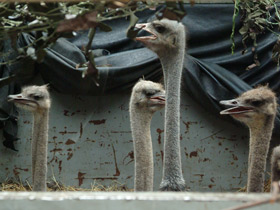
left=98, top=22, right=112, bottom=32
left=248, top=11, right=263, bottom=19
left=255, top=18, right=267, bottom=25
left=28, top=3, right=59, bottom=14
left=239, top=25, right=248, bottom=35
left=126, top=12, right=139, bottom=39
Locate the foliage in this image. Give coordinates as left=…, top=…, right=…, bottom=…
left=231, top=0, right=280, bottom=69
left=0, top=1, right=186, bottom=87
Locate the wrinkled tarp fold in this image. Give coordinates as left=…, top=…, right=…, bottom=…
left=1, top=4, right=280, bottom=150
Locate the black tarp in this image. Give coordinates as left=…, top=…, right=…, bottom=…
left=1, top=4, right=280, bottom=150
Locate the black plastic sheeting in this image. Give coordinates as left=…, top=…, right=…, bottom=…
left=1, top=4, right=280, bottom=150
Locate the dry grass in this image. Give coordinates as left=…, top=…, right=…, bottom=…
left=0, top=178, right=132, bottom=192
left=1, top=176, right=272, bottom=192
left=237, top=179, right=271, bottom=192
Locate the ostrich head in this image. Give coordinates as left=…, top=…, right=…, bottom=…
left=130, top=79, right=165, bottom=113
left=135, top=19, right=185, bottom=53
left=8, top=85, right=51, bottom=112
left=220, top=86, right=277, bottom=127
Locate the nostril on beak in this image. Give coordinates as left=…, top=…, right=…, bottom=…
left=135, top=24, right=146, bottom=29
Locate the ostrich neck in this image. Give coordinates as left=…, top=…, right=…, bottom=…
left=247, top=115, right=275, bottom=192
left=160, top=47, right=185, bottom=182
left=130, top=108, right=154, bottom=191
left=32, top=110, right=49, bottom=191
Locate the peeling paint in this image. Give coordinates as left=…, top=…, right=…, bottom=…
left=63, top=110, right=69, bottom=116
left=85, top=138, right=96, bottom=143
left=111, top=144, right=120, bottom=177
left=156, top=128, right=163, bottom=144
left=13, top=167, right=28, bottom=177
left=91, top=177, right=118, bottom=181
left=190, top=151, right=198, bottom=158
left=79, top=123, right=83, bottom=138
left=110, top=131, right=131, bottom=134
left=123, top=151, right=134, bottom=166
left=67, top=152, right=73, bottom=160
left=59, top=130, right=78, bottom=135
left=13, top=168, right=19, bottom=176
left=232, top=154, right=238, bottom=161
left=65, top=139, right=75, bottom=145
left=76, top=172, right=86, bottom=186
left=49, top=147, right=62, bottom=163
left=183, top=121, right=198, bottom=133
left=89, top=119, right=106, bottom=125
left=126, top=175, right=132, bottom=179
left=58, top=160, right=62, bottom=173
left=50, top=148, right=63, bottom=153
left=1, top=91, right=252, bottom=191
left=194, top=174, right=204, bottom=179
left=217, top=136, right=237, bottom=142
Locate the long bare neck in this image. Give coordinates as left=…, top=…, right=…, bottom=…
left=247, top=115, right=275, bottom=192
left=32, top=110, right=49, bottom=191
left=159, top=38, right=186, bottom=190
left=130, top=107, right=154, bottom=191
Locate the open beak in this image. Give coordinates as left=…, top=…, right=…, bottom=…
left=8, top=94, right=38, bottom=106
left=135, top=23, right=157, bottom=41
left=149, top=94, right=166, bottom=106
left=220, top=99, right=254, bottom=115
left=8, top=94, right=23, bottom=102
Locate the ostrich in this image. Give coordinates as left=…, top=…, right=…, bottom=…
left=271, top=146, right=280, bottom=194
left=8, top=85, right=51, bottom=191
left=220, top=86, right=277, bottom=192
left=135, top=19, right=186, bottom=191
left=129, top=79, right=165, bottom=191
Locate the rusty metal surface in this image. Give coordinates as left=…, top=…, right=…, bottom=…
left=0, top=89, right=265, bottom=191
left=0, top=192, right=279, bottom=210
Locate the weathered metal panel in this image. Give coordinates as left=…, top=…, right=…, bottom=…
left=0, top=88, right=268, bottom=191
left=0, top=192, right=279, bottom=210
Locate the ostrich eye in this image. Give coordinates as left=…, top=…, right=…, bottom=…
left=33, top=95, right=42, bottom=100
left=145, top=92, right=154, bottom=97
left=143, top=89, right=159, bottom=97
left=251, top=100, right=264, bottom=107
left=153, top=24, right=165, bottom=33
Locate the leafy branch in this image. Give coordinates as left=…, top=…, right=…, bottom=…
left=0, top=1, right=186, bottom=88
left=231, top=0, right=280, bottom=70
